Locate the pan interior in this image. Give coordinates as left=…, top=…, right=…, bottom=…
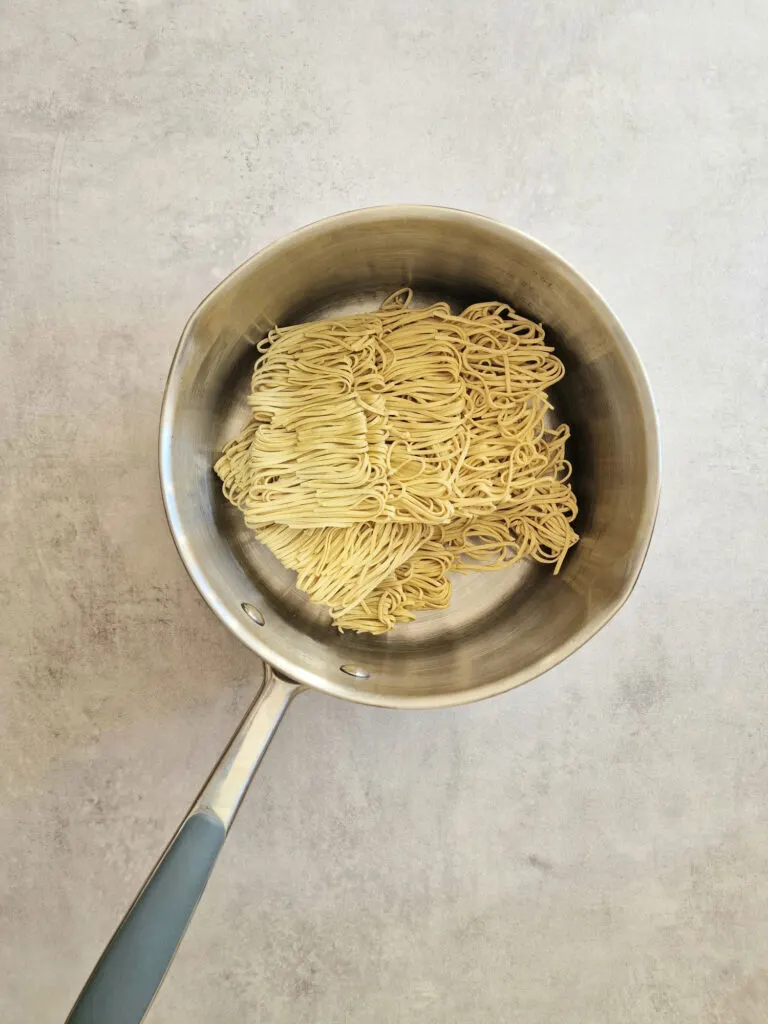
left=162, top=208, right=659, bottom=706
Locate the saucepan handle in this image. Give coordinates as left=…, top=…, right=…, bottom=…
left=66, top=666, right=302, bottom=1024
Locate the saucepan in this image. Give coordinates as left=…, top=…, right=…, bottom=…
left=67, top=206, right=660, bottom=1023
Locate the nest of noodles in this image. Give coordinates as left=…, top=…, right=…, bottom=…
left=215, top=290, right=578, bottom=634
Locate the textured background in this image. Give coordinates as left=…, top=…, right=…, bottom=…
left=2, top=2, right=768, bottom=1022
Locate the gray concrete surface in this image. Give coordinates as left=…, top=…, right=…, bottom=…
left=2, top=1, right=768, bottom=1021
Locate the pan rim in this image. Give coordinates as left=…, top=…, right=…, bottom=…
left=159, top=204, right=661, bottom=709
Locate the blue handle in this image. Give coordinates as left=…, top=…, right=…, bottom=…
left=65, top=669, right=301, bottom=1024
left=66, top=813, right=225, bottom=1024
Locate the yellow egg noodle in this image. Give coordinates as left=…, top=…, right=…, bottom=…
left=215, top=289, right=578, bottom=634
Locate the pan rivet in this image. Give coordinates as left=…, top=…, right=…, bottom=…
left=340, top=664, right=370, bottom=679
left=242, top=603, right=265, bottom=626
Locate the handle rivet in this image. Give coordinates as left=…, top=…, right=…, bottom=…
left=241, top=603, right=265, bottom=626
left=340, top=664, right=370, bottom=678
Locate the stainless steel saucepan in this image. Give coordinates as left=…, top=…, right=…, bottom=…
left=67, top=206, right=660, bottom=1023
